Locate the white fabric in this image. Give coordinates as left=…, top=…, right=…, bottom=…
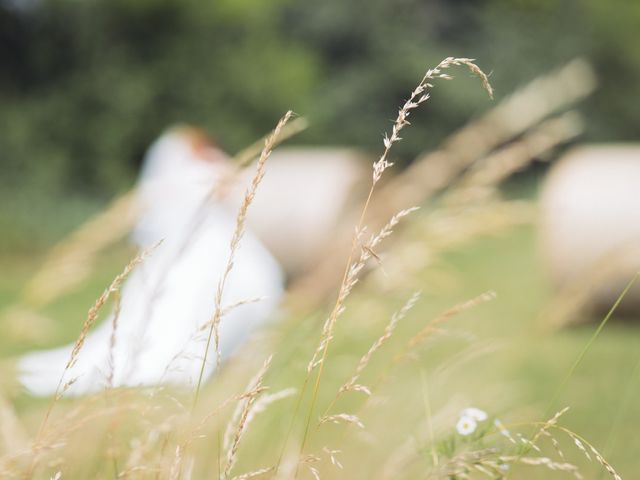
left=19, top=129, right=284, bottom=396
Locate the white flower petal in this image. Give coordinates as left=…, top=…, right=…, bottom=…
left=456, top=415, right=477, bottom=436
left=461, top=407, right=488, bottom=422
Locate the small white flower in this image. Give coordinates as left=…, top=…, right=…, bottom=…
left=456, top=415, right=477, bottom=436
left=461, top=407, right=488, bottom=422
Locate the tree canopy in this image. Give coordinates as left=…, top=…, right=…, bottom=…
left=1, top=0, right=639, bottom=195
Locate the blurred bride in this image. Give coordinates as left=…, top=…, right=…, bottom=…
left=18, top=127, right=284, bottom=396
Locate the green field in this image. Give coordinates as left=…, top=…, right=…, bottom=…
left=1, top=205, right=638, bottom=478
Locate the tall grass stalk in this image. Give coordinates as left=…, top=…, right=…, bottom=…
left=294, top=57, right=493, bottom=476
left=600, top=350, right=640, bottom=477
left=4, top=57, right=628, bottom=480
left=545, top=272, right=639, bottom=416
left=26, top=242, right=160, bottom=477
left=193, top=111, right=294, bottom=410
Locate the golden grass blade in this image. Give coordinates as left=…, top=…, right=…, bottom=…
left=396, top=291, right=496, bottom=363
left=0, top=395, right=28, bottom=456
left=338, top=291, right=420, bottom=397
left=22, top=191, right=137, bottom=308
left=11, top=117, right=307, bottom=319
left=29, top=241, right=160, bottom=475
left=288, top=61, right=589, bottom=309
left=374, top=58, right=596, bottom=224
left=193, top=111, right=294, bottom=410
left=232, top=116, right=309, bottom=168
left=295, top=57, right=493, bottom=477
left=222, top=356, right=273, bottom=480
left=442, top=111, right=583, bottom=206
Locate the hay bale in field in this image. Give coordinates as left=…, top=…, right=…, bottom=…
left=225, top=147, right=370, bottom=278
left=540, top=144, right=640, bottom=317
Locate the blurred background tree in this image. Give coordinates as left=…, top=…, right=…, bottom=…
left=0, top=0, right=317, bottom=196
left=1, top=0, right=639, bottom=196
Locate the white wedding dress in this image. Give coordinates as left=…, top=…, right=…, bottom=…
left=19, top=127, right=284, bottom=396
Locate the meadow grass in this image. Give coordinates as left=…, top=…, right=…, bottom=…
left=2, top=226, right=639, bottom=478
left=0, top=57, right=635, bottom=479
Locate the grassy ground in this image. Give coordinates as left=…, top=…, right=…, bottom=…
left=1, top=207, right=639, bottom=478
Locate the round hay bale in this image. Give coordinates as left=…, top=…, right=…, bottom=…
left=224, top=147, right=370, bottom=278
left=540, top=144, right=640, bottom=317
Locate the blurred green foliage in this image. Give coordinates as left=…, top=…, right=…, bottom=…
left=0, top=0, right=317, bottom=195
left=1, top=0, right=640, bottom=196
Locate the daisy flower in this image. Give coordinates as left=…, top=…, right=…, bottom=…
left=456, top=415, right=478, bottom=436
